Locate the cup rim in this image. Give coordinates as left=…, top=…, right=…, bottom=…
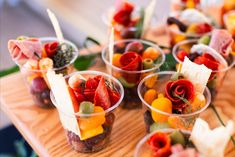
left=134, top=128, right=191, bottom=157
left=50, top=70, right=124, bottom=117
left=101, top=39, right=166, bottom=74
left=19, top=37, right=79, bottom=72
left=137, top=71, right=211, bottom=117
left=172, top=39, right=235, bottom=73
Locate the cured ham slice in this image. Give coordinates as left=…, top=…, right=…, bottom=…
left=8, top=38, right=42, bottom=63
left=209, top=29, right=234, bottom=56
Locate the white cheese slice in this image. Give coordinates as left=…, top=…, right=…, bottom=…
left=180, top=8, right=211, bottom=25
left=181, top=57, right=212, bottom=93
left=191, top=44, right=228, bottom=67
left=190, top=118, right=234, bottom=157
left=141, top=0, right=156, bottom=37
left=46, top=70, right=81, bottom=137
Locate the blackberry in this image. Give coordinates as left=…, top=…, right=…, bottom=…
left=52, top=43, right=74, bottom=68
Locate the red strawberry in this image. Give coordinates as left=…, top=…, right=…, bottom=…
left=94, top=77, right=111, bottom=110
left=177, top=50, right=188, bottom=62
left=74, top=92, right=86, bottom=104
left=196, top=23, right=212, bottom=34
left=108, top=88, right=121, bottom=106
left=113, top=1, right=134, bottom=26
left=194, top=53, right=219, bottom=71
left=93, top=75, right=102, bottom=83
left=85, top=78, right=99, bottom=89
left=83, top=88, right=96, bottom=102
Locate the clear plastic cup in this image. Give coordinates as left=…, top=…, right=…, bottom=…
left=20, top=37, right=79, bottom=108
left=138, top=71, right=211, bottom=131
left=172, top=39, right=235, bottom=101
left=134, top=128, right=191, bottom=157
left=102, top=39, right=165, bottom=109
left=102, top=6, right=158, bottom=40
left=50, top=71, right=124, bottom=153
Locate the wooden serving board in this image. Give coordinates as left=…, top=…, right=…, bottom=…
left=0, top=54, right=235, bottom=157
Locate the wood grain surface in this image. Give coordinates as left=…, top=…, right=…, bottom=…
left=0, top=55, right=235, bottom=157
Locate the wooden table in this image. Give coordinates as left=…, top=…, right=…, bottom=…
left=0, top=53, right=235, bottom=156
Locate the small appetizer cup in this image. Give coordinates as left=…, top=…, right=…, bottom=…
left=50, top=71, right=124, bottom=153
left=172, top=39, right=235, bottom=101
left=102, top=5, right=156, bottom=41
left=20, top=37, right=79, bottom=108
left=102, top=39, right=165, bottom=109
left=138, top=71, right=211, bottom=131
left=134, top=128, right=192, bottom=157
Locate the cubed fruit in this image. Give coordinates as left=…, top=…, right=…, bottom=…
left=169, top=130, right=186, bottom=146
left=79, top=106, right=106, bottom=131
left=24, top=59, right=39, bottom=70
left=79, top=101, right=94, bottom=114
left=125, top=41, right=144, bottom=53
left=151, top=94, right=172, bottom=123
left=142, top=47, right=160, bottom=61
left=177, top=50, right=188, bottom=62
left=144, top=89, right=157, bottom=105
left=186, top=24, right=198, bottom=34
left=167, top=116, right=193, bottom=130
left=196, top=23, right=212, bottom=34
left=144, top=75, right=158, bottom=88
left=80, top=125, right=104, bottom=140
left=112, top=53, right=123, bottom=68
left=189, top=92, right=206, bottom=112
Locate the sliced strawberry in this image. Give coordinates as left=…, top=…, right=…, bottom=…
left=94, top=77, right=111, bottom=110
left=108, top=88, right=121, bottom=106
left=83, top=88, right=96, bottom=102
left=74, top=92, right=86, bottom=104
left=93, top=75, right=102, bottom=83
left=85, top=78, right=99, bottom=89
left=194, top=53, right=219, bottom=71
left=68, top=86, right=79, bottom=112
left=177, top=50, right=188, bottom=62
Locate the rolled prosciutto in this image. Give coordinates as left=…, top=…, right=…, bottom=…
left=209, top=29, right=234, bottom=56
left=119, top=52, right=142, bottom=83
left=8, top=38, right=42, bottom=64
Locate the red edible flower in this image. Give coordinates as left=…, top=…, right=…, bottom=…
left=119, top=51, right=142, bottom=83
left=147, top=132, right=171, bottom=157
left=44, top=41, right=59, bottom=57
left=113, top=1, right=134, bottom=26
left=165, top=79, right=195, bottom=110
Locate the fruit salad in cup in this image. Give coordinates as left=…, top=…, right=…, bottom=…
left=102, top=0, right=154, bottom=40
left=138, top=58, right=211, bottom=131
left=102, top=39, right=165, bottom=109
left=7, top=36, right=78, bottom=108
left=134, top=118, right=234, bottom=157
left=171, top=0, right=201, bottom=12
left=48, top=70, right=124, bottom=153
left=167, top=8, right=214, bottom=46
left=173, top=29, right=235, bottom=100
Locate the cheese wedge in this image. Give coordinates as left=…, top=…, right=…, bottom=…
left=46, top=70, right=81, bottom=137
left=190, top=118, right=234, bottom=157
left=181, top=57, right=212, bottom=93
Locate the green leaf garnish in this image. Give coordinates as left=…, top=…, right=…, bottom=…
left=160, top=53, right=177, bottom=71
left=74, top=53, right=99, bottom=70
left=135, top=7, right=145, bottom=38
left=0, top=65, right=19, bottom=78
left=173, top=92, right=192, bottom=113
